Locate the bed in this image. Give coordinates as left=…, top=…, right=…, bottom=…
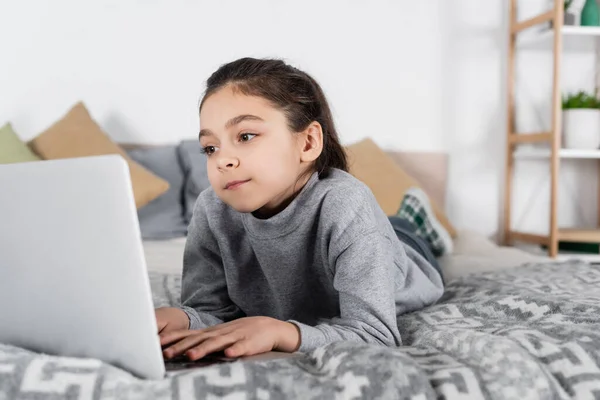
left=3, top=146, right=600, bottom=399
left=2, top=246, right=598, bottom=399
left=139, top=230, right=545, bottom=279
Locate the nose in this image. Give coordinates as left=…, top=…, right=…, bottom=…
left=216, top=153, right=240, bottom=171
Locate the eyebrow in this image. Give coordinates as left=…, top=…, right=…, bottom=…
left=199, top=114, right=265, bottom=139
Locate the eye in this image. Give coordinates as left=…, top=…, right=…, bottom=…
left=200, top=145, right=218, bottom=156
left=239, top=133, right=257, bottom=142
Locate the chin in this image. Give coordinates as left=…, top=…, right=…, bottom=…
left=222, top=197, right=262, bottom=214
left=230, top=204, right=259, bottom=214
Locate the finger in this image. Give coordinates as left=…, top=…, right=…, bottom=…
left=199, top=320, right=237, bottom=334
left=160, top=329, right=197, bottom=347
left=160, top=323, right=239, bottom=348
left=224, top=340, right=253, bottom=359
left=187, top=334, right=240, bottom=361
left=157, top=322, right=168, bottom=334
left=200, top=325, right=238, bottom=339
left=163, top=334, right=208, bottom=359
left=155, top=309, right=168, bottom=332
left=164, top=326, right=240, bottom=358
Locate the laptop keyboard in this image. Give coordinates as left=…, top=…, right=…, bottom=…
left=164, top=353, right=237, bottom=371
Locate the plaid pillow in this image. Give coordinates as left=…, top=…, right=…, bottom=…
left=396, top=188, right=453, bottom=256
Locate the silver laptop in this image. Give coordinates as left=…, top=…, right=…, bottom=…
left=0, top=155, right=167, bottom=379
left=0, top=155, right=298, bottom=379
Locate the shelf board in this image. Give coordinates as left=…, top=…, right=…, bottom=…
left=562, top=26, right=600, bottom=36
left=559, top=229, right=600, bottom=243
left=516, top=243, right=600, bottom=262
left=511, top=230, right=600, bottom=259
left=518, top=25, right=600, bottom=49
left=514, top=147, right=600, bottom=159
left=510, top=229, right=600, bottom=244
left=510, top=228, right=600, bottom=245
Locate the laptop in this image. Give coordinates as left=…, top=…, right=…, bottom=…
left=0, top=155, right=294, bottom=380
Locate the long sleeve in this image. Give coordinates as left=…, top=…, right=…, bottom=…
left=177, top=170, right=443, bottom=349
left=180, top=198, right=243, bottom=330
left=289, top=230, right=402, bottom=352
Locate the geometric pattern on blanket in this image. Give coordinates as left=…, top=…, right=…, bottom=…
left=0, top=261, right=599, bottom=399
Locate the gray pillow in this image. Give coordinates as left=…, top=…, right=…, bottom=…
left=177, top=140, right=210, bottom=223
left=128, top=146, right=188, bottom=239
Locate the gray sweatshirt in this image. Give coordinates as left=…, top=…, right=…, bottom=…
left=180, top=169, right=444, bottom=352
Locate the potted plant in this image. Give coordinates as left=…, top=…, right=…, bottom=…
left=549, top=0, right=576, bottom=27
left=562, top=91, right=600, bottom=149
left=564, top=0, right=576, bottom=25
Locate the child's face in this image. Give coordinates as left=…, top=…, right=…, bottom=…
left=199, top=86, right=307, bottom=216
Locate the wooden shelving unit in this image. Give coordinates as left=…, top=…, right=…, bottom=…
left=519, top=25, right=600, bottom=47
left=505, top=0, right=600, bottom=258
left=514, top=148, right=600, bottom=159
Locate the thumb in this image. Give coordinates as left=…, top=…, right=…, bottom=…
left=156, top=315, right=168, bottom=333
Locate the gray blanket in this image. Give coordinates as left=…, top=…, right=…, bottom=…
left=1, top=260, right=600, bottom=399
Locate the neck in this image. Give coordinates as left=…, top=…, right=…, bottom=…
left=252, top=171, right=314, bottom=219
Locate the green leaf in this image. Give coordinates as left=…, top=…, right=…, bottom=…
left=562, top=91, right=600, bottom=109
left=565, top=0, right=573, bottom=10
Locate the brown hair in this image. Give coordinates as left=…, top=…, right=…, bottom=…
left=199, top=57, right=348, bottom=176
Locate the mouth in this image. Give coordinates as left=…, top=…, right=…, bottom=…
left=224, top=179, right=251, bottom=190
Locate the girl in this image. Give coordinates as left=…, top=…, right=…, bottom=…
left=156, top=57, right=449, bottom=361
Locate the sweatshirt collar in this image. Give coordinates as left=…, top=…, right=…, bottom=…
left=241, top=172, right=320, bottom=239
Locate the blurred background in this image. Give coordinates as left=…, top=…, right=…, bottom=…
left=2, top=0, right=599, bottom=247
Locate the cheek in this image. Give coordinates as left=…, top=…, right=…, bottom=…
left=254, top=145, right=297, bottom=170
left=206, top=161, right=220, bottom=187
left=262, top=155, right=300, bottom=185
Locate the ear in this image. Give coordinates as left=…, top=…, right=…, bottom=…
left=298, top=121, right=324, bottom=164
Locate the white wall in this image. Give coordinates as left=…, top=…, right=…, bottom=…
left=511, top=0, right=600, bottom=237
left=2, top=0, right=593, bottom=240
left=0, top=0, right=444, bottom=149
left=439, top=0, right=507, bottom=240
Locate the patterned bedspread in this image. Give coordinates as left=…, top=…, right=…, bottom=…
left=1, top=261, right=600, bottom=399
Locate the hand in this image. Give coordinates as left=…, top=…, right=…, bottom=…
left=155, top=307, right=190, bottom=334
left=160, top=316, right=300, bottom=360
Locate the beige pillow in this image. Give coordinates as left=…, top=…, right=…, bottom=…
left=0, top=123, right=41, bottom=164
left=345, top=138, right=457, bottom=238
left=28, top=102, right=169, bottom=209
